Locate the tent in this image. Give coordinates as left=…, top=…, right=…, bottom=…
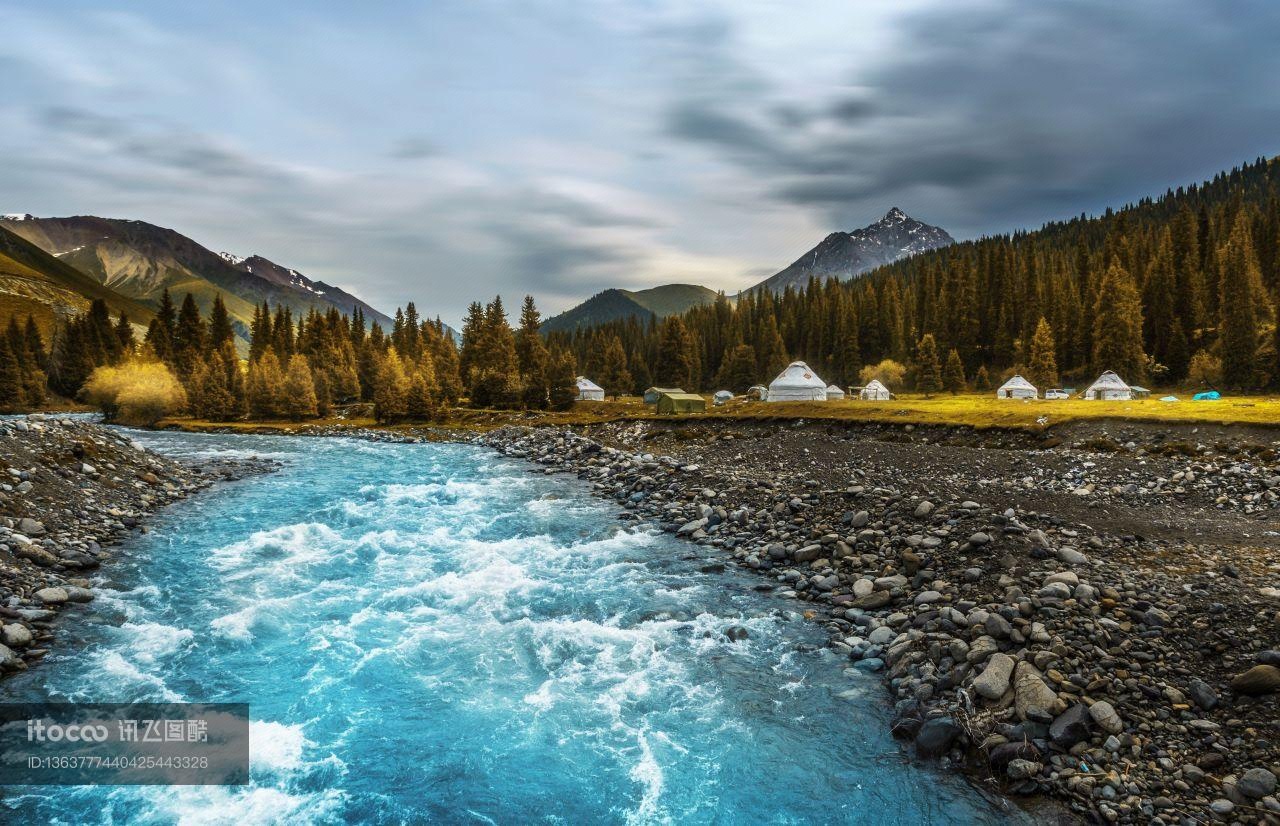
left=656, top=392, right=706, bottom=414
left=644, top=386, right=683, bottom=404
left=712, top=390, right=733, bottom=405
left=575, top=376, right=605, bottom=401
left=1193, top=391, right=1221, bottom=401
left=767, top=361, right=827, bottom=402
left=1160, top=395, right=1179, bottom=402
left=1130, top=386, right=1151, bottom=399
left=1083, top=371, right=1133, bottom=400
left=996, top=375, right=1038, bottom=399
left=860, top=380, right=891, bottom=401
left=825, top=384, right=846, bottom=400
left=746, top=385, right=768, bottom=401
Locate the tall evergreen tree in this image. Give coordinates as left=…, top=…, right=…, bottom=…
left=1026, top=317, right=1059, bottom=389
left=914, top=334, right=942, bottom=395
left=1091, top=263, right=1147, bottom=380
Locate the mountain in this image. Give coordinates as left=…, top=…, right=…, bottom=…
left=0, top=215, right=394, bottom=341
left=749, top=207, right=954, bottom=294
left=542, top=283, right=720, bottom=333
left=0, top=223, right=155, bottom=336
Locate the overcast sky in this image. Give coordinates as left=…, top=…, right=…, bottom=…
left=2, top=0, right=1278, bottom=326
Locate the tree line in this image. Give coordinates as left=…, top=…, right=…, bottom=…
left=1, top=290, right=592, bottom=422
left=553, top=156, right=1280, bottom=394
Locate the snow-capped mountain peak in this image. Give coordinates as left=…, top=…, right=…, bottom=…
left=218, top=251, right=246, bottom=266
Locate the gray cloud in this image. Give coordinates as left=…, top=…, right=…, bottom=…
left=664, top=0, right=1280, bottom=235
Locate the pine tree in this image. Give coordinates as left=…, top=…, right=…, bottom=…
left=721, top=344, right=758, bottom=393
left=247, top=351, right=286, bottom=419
left=1091, top=262, right=1147, bottom=380
left=599, top=336, right=632, bottom=398
left=943, top=348, right=967, bottom=393
left=209, top=295, right=234, bottom=348
left=547, top=346, right=578, bottom=410
left=173, top=293, right=206, bottom=378
left=655, top=317, right=696, bottom=388
left=914, top=334, right=942, bottom=396
left=373, top=349, right=410, bottom=423
left=1219, top=212, right=1261, bottom=387
left=114, top=312, right=136, bottom=353
left=282, top=354, right=319, bottom=421
left=0, top=336, right=22, bottom=412
left=147, top=290, right=178, bottom=363
left=1026, top=317, right=1059, bottom=389
left=974, top=365, right=992, bottom=391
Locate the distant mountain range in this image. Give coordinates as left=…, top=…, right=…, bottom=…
left=542, top=284, right=720, bottom=333
left=542, top=208, right=954, bottom=331
left=748, top=207, right=954, bottom=294
left=0, top=214, right=393, bottom=342
left=0, top=223, right=156, bottom=336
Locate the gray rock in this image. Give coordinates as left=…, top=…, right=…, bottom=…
left=34, top=587, right=69, bottom=605
left=1236, top=768, right=1277, bottom=800
left=1049, top=704, right=1092, bottom=747
left=1007, top=759, right=1041, bottom=780
left=913, top=501, right=934, bottom=518
left=1188, top=678, right=1219, bottom=710
left=1014, top=662, right=1066, bottom=722
left=1, top=624, right=32, bottom=647
left=1088, top=700, right=1123, bottom=734
left=1056, top=547, right=1088, bottom=565
left=914, top=717, right=961, bottom=757
left=16, top=518, right=45, bottom=536
left=1231, top=665, right=1280, bottom=695
left=984, top=613, right=1013, bottom=639
left=973, top=653, right=1015, bottom=700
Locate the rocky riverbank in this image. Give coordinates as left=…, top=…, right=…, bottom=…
left=0, top=415, right=278, bottom=677
left=476, top=419, right=1280, bottom=825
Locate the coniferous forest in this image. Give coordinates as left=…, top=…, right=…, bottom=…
left=2, top=156, right=1279, bottom=422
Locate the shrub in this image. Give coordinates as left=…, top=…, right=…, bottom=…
left=1187, top=350, right=1222, bottom=387
left=858, top=359, right=906, bottom=388
left=82, top=360, right=187, bottom=426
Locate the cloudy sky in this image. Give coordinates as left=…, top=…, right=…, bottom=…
left=2, top=1, right=1278, bottom=326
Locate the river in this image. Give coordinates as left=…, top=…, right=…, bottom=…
left=1, top=431, right=1022, bottom=824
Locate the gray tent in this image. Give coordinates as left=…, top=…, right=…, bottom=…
left=644, top=386, right=684, bottom=404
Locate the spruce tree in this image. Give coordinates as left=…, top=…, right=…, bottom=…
left=373, top=349, right=410, bottom=423
left=0, top=336, right=22, bottom=412
left=1219, top=213, right=1261, bottom=387
left=1027, top=317, right=1059, bottom=389
left=914, top=334, right=942, bottom=396
left=282, top=354, right=319, bottom=421
left=655, top=317, right=695, bottom=389
left=547, top=346, right=578, bottom=410
left=599, top=336, right=632, bottom=398
left=1091, top=263, right=1147, bottom=380
left=247, top=351, right=286, bottom=419
left=209, top=295, right=234, bottom=348
left=114, top=312, right=136, bottom=353
left=974, top=365, right=992, bottom=391
left=943, top=348, right=967, bottom=394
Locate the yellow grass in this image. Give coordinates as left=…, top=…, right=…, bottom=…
left=161, top=392, right=1280, bottom=435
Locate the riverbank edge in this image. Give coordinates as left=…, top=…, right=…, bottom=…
left=0, top=415, right=280, bottom=682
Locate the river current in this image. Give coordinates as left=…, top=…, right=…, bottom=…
left=1, top=431, right=1021, bottom=824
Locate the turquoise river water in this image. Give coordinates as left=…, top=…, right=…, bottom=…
left=0, top=431, right=1024, bottom=824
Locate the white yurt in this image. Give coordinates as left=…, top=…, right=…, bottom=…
left=860, top=380, right=891, bottom=401
left=825, top=384, right=846, bottom=400
left=766, top=361, right=827, bottom=402
left=713, top=390, right=733, bottom=405
left=996, top=375, right=1038, bottom=399
left=575, top=376, right=605, bottom=401
left=1083, top=370, right=1133, bottom=400
left=746, top=384, right=768, bottom=401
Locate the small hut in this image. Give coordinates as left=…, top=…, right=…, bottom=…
left=644, top=386, right=683, bottom=404
left=575, top=376, right=605, bottom=401
left=712, top=390, right=733, bottom=405
left=825, top=384, right=846, bottom=401
left=996, top=375, right=1038, bottom=399
left=1083, top=371, right=1133, bottom=400
left=767, top=361, right=827, bottom=402
left=656, top=392, right=706, bottom=414
left=746, top=385, right=768, bottom=401
left=860, top=380, right=891, bottom=401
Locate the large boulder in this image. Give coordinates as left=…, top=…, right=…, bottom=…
left=1049, top=704, right=1093, bottom=748
left=1014, top=662, right=1066, bottom=722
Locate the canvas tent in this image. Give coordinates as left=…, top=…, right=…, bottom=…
left=575, top=376, right=605, bottom=401
left=860, top=380, right=891, bottom=401
left=1083, top=371, right=1133, bottom=400
left=644, top=386, right=683, bottom=404
left=825, top=384, right=846, bottom=400
left=1130, top=386, right=1151, bottom=399
left=713, top=390, right=733, bottom=405
left=996, top=375, right=1038, bottom=399
left=767, top=361, right=827, bottom=402
left=747, top=385, right=768, bottom=401
left=656, top=392, right=706, bottom=414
